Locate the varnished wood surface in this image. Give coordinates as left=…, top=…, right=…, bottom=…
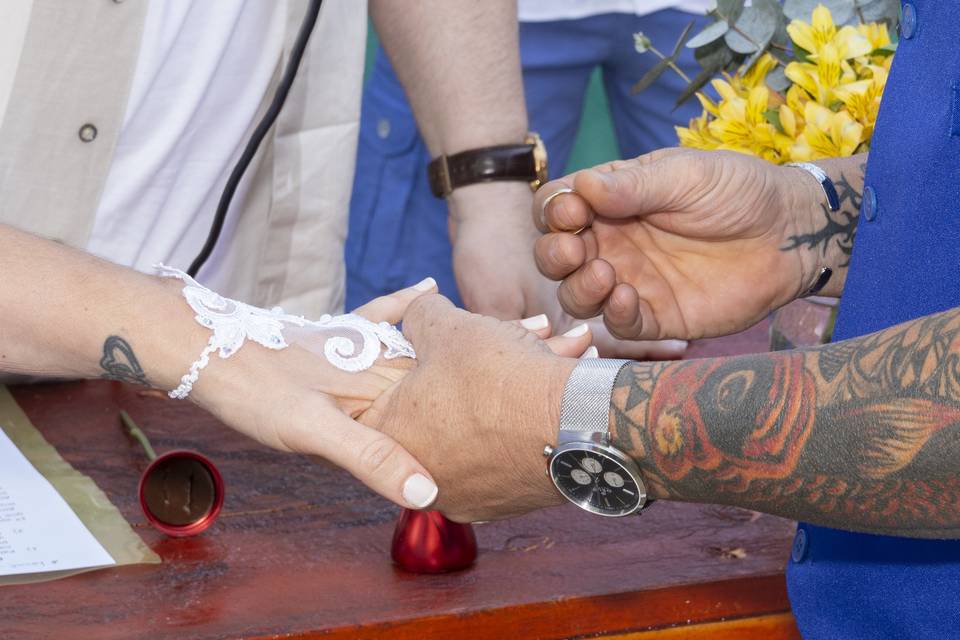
left=611, top=613, right=802, bottom=640
left=3, top=320, right=802, bottom=639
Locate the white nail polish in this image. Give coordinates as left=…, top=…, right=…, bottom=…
left=520, top=314, right=549, bottom=331
left=562, top=323, right=589, bottom=338
left=403, top=473, right=438, bottom=508
left=413, top=277, right=437, bottom=292
left=580, top=345, right=599, bottom=359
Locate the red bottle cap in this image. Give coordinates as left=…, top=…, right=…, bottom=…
left=138, top=450, right=224, bottom=537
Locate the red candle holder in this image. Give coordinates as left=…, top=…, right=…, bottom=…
left=120, top=411, right=225, bottom=537
left=391, top=509, right=477, bottom=574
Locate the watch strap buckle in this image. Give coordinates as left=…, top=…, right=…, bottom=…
left=428, top=155, right=454, bottom=198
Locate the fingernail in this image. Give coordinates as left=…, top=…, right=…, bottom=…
left=520, top=314, right=549, bottom=331
left=580, top=345, right=599, bottom=359
left=665, top=340, right=689, bottom=351
left=562, top=323, right=589, bottom=338
left=413, top=277, right=437, bottom=292
left=402, top=473, right=438, bottom=509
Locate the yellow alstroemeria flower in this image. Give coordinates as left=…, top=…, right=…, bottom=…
left=696, top=92, right=720, bottom=118
left=676, top=115, right=722, bottom=150
left=703, top=83, right=786, bottom=162
left=741, top=53, right=780, bottom=90
left=787, top=5, right=873, bottom=60
left=857, top=22, right=892, bottom=51
left=675, top=10, right=891, bottom=164
left=833, top=70, right=887, bottom=140
left=785, top=46, right=858, bottom=106
left=779, top=103, right=799, bottom=138
left=791, top=102, right=863, bottom=160
left=786, top=83, right=809, bottom=116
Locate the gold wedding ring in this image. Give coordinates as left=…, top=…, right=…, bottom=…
left=540, top=187, right=576, bottom=231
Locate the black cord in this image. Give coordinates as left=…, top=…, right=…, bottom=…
left=187, top=0, right=324, bottom=278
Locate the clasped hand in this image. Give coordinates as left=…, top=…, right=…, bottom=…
left=201, top=148, right=830, bottom=523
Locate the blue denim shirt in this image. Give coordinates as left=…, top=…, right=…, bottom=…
left=787, top=2, right=960, bottom=637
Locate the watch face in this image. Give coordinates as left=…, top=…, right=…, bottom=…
left=549, top=447, right=643, bottom=516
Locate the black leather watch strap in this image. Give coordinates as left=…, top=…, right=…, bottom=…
left=427, top=133, right=547, bottom=198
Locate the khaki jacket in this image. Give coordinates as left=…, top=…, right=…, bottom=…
left=0, top=0, right=366, bottom=316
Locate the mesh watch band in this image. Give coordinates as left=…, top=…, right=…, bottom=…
left=559, top=359, right=631, bottom=434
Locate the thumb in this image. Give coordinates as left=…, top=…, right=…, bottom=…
left=573, top=153, right=686, bottom=219
left=399, top=294, right=462, bottom=361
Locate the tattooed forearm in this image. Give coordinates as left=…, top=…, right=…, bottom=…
left=99, top=336, right=150, bottom=387
left=611, top=306, right=960, bottom=538
left=781, top=157, right=867, bottom=271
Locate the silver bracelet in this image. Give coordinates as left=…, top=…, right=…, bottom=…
left=785, top=163, right=837, bottom=296
left=785, top=162, right=840, bottom=212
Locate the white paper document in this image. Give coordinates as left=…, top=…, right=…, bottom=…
left=0, top=428, right=114, bottom=576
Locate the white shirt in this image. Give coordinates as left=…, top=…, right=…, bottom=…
left=518, top=0, right=716, bottom=21
left=86, top=0, right=285, bottom=292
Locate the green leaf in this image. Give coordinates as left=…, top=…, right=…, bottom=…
left=725, top=0, right=779, bottom=54
left=671, top=21, right=696, bottom=57
left=631, top=57, right=673, bottom=95
left=673, top=41, right=739, bottom=109
left=793, top=45, right=813, bottom=63
left=764, top=108, right=785, bottom=133
left=686, top=20, right=730, bottom=49
left=673, top=67, right=718, bottom=110
left=868, top=42, right=898, bottom=57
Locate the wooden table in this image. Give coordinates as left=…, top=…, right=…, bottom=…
left=2, top=321, right=802, bottom=640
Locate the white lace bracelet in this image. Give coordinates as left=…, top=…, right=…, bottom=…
left=156, top=265, right=416, bottom=400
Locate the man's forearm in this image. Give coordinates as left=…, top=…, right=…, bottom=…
left=370, top=0, right=545, bottom=318
left=610, top=303, right=960, bottom=539
left=370, top=0, right=526, bottom=157
left=782, top=153, right=867, bottom=299
left=0, top=224, right=203, bottom=388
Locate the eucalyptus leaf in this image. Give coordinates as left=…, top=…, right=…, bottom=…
left=725, top=0, right=779, bottom=54
left=784, top=0, right=855, bottom=25
left=674, top=40, right=739, bottom=108
left=770, top=5, right=790, bottom=56
left=694, top=36, right=739, bottom=70
left=631, top=57, right=673, bottom=95
left=743, top=40, right=772, bottom=74
left=856, top=0, right=901, bottom=25
left=766, top=66, right=791, bottom=92
left=686, top=20, right=730, bottom=49
left=716, top=0, right=747, bottom=24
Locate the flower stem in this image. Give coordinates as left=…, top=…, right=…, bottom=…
left=120, top=410, right=158, bottom=461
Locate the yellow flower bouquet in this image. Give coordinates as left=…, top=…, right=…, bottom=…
left=634, top=0, right=899, bottom=163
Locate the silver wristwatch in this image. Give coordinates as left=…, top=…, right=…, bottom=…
left=543, top=359, right=651, bottom=517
